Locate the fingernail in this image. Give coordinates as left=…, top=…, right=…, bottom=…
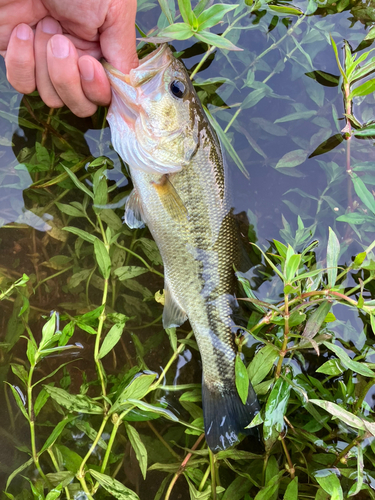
left=16, top=24, right=31, bottom=41
left=79, top=58, right=94, bottom=81
left=41, top=17, right=60, bottom=35
left=50, top=35, right=69, bottom=59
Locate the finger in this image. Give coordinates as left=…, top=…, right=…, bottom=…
left=100, top=0, right=139, bottom=73
left=47, top=34, right=97, bottom=117
left=5, top=24, right=36, bottom=94
left=35, top=17, right=64, bottom=108
left=78, top=56, right=111, bottom=106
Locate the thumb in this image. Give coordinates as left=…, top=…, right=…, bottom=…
left=100, top=0, right=139, bottom=74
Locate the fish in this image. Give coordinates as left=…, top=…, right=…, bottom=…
left=103, top=44, right=260, bottom=452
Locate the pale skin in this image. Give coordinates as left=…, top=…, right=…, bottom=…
left=0, top=0, right=139, bottom=117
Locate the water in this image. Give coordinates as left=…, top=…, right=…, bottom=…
left=1, top=1, right=375, bottom=498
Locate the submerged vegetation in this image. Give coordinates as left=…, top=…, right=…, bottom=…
left=1, top=0, right=375, bottom=498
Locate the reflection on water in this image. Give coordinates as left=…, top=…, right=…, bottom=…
left=1, top=1, right=375, bottom=497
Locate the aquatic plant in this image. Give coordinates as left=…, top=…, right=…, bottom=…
left=1, top=0, right=375, bottom=498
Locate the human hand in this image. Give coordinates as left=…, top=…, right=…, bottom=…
left=1, top=0, right=138, bottom=117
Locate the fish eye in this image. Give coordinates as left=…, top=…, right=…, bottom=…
left=170, top=80, right=186, bottom=99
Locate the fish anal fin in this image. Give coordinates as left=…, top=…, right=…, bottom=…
left=163, top=282, right=187, bottom=329
left=124, top=189, right=145, bottom=229
left=153, top=175, right=188, bottom=223
left=202, top=379, right=261, bottom=452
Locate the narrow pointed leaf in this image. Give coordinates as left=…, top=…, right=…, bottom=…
left=327, top=227, right=340, bottom=287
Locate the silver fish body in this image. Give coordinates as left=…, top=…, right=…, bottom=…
left=104, top=45, right=259, bottom=451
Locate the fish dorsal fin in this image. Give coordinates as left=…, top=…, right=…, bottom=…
left=124, top=189, right=145, bottom=229
left=153, top=175, right=188, bottom=223
left=163, top=280, right=188, bottom=329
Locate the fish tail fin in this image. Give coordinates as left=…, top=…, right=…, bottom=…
left=202, top=379, right=260, bottom=452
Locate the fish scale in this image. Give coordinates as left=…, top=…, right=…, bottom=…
left=103, top=44, right=260, bottom=451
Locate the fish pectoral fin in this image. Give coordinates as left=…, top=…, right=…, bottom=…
left=163, top=281, right=187, bottom=329
left=124, top=189, right=145, bottom=229
left=153, top=175, right=188, bottom=223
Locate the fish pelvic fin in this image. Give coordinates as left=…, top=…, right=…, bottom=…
left=153, top=175, right=188, bottom=223
left=163, top=280, right=188, bottom=328
left=202, top=379, right=260, bottom=453
left=124, top=189, right=145, bottom=229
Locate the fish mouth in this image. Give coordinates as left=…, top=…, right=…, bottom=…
left=103, top=44, right=173, bottom=126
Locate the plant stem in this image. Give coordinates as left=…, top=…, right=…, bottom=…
left=150, top=331, right=194, bottom=391
left=115, top=242, right=164, bottom=278
left=94, top=278, right=109, bottom=400
left=27, top=365, right=50, bottom=485
left=276, top=293, right=290, bottom=377
left=333, top=434, right=366, bottom=466
left=164, top=433, right=205, bottom=500
left=48, top=448, right=71, bottom=500
left=209, top=450, right=217, bottom=500
left=77, top=415, right=110, bottom=479
left=280, top=435, right=295, bottom=479
left=147, top=421, right=181, bottom=460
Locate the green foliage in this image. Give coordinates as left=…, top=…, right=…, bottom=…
left=2, top=0, right=375, bottom=499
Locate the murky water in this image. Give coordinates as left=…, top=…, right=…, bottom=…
left=1, top=1, right=375, bottom=498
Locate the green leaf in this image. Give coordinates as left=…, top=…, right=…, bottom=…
left=158, top=0, right=174, bottom=23
left=348, top=444, right=364, bottom=497
left=330, top=36, right=346, bottom=81
left=40, top=313, right=56, bottom=350
left=40, top=417, right=75, bottom=453
left=178, top=0, right=195, bottom=25
left=235, top=355, right=249, bottom=405
left=55, top=444, right=84, bottom=474
left=323, top=341, right=375, bottom=377
left=263, top=376, right=291, bottom=451
left=89, top=470, right=140, bottom=499
left=316, top=359, right=344, bottom=376
left=5, top=458, right=33, bottom=491
left=301, top=301, right=332, bottom=341
left=94, top=239, right=111, bottom=279
left=349, top=78, right=375, bottom=99
left=254, top=471, right=284, bottom=500
left=99, top=322, right=126, bottom=359
left=222, top=477, right=253, bottom=500
left=247, top=344, right=278, bottom=386
left=5, top=383, right=29, bottom=422
left=276, top=149, right=308, bottom=169
left=269, top=4, right=302, bottom=14
left=194, top=30, right=242, bottom=51
left=125, top=423, right=148, bottom=479
left=336, top=213, right=374, bottom=224
left=197, top=4, right=237, bottom=30
left=309, top=399, right=368, bottom=432
left=114, top=266, right=148, bottom=281
left=285, top=252, right=301, bottom=282
left=126, top=399, right=178, bottom=421
left=45, top=485, right=63, bottom=500
left=10, top=363, right=29, bottom=386
left=111, top=373, right=156, bottom=413
left=283, top=477, right=298, bottom=500
left=354, top=123, right=375, bottom=137
left=327, top=227, right=340, bottom=287
left=62, top=166, right=94, bottom=199
left=44, top=386, right=103, bottom=414
left=34, top=388, right=50, bottom=416
left=351, top=172, right=375, bottom=216
left=55, top=202, right=85, bottom=218
left=315, top=471, right=343, bottom=500
left=158, top=22, right=193, bottom=40
left=274, top=110, right=316, bottom=123
left=63, top=226, right=97, bottom=243
left=204, top=106, right=249, bottom=178
left=75, top=420, right=108, bottom=449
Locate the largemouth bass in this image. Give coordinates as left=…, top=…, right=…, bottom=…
left=103, top=45, right=259, bottom=452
